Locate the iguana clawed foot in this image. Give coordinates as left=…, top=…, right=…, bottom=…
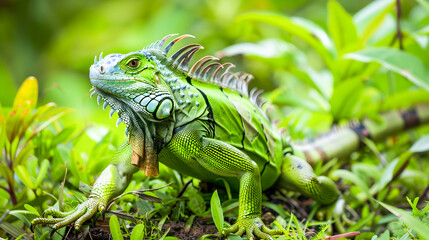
left=31, top=197, right=104, bottom=233
left=223, top=216, right=282, bottom=240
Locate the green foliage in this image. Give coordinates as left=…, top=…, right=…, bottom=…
left=0, top=77, right=71, bottom=205
left=379, top=199, right=429, bottom=239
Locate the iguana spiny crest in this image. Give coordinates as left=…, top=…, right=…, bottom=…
left=90, top=34, right=266, bottom=131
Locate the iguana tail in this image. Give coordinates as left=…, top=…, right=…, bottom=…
left=292, top=104, right=429, bottom=164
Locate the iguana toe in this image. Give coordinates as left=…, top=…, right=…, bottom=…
left=224, top=216, right=280, bottom=240
left=31, top=197, right=104, bottom=234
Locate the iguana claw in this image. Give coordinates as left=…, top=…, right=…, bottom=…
left=223, top=216, right=282, bottom=240
left=31, top=198, right=105, bottom=234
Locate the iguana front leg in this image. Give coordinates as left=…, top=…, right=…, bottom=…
left=31, top=142, right=138, bottom=232
left=165, top=129, right=282, bottom=240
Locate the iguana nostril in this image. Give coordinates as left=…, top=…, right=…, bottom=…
left=100, top=65, right=104, bottom=73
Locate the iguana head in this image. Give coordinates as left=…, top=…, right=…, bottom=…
left=89, top=50, right=177, bottom=177
left=90, top=52, right=174, bottom=123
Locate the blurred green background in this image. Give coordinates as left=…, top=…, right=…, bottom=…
left=0, top=0, right=426, bottom=133
left=1, top=0, right=391, bottom=108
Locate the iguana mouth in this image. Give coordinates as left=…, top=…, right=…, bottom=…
left=90, top=86, right=160, bottom=177
left=90, top=86, right=131, bottom=134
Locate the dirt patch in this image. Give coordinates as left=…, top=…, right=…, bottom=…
left=162, top=220, right=218, bottom=240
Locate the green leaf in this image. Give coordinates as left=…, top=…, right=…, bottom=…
left=378, top=200, right=429, bottom=239
left=291, top=17, right=336, bottom=56
left=345, top=47, right=429, bottom=91
left=410, top=135, right=429, bottom=153
left=34, top=159, right=50, bottom=188
left=406, top=197, right=422, bottom=217
left=210, top=190, right=224, bottom=235
left=13, top=144, right=35, bottom=168
left=262, top=202, right=289, bottom=219
left=377, top=89, right=429, bottom=111
left=332, top=169, right=371, bottom=201
left=130, top=224, right=145, bottom=240
left=329, top=78, right=364, bottom=119
left=159, top=228, right=170, bottom=240
left=0, top=162, right=13, bottom=184
left=216, top=178, right=232, bottom=200
left=109, top=215, right=124, bottom=240
left=24, top=204, right=40, bottom=216
left=8, top=211, right=33, bottom=227
left=416, top=0, right=429, bottom=12
left=15, top=234, right=26, bottom=240
left=187, top=191, right=206, bottom=216
left=14, top=164, right=35, bottom=189
left=236, top=12, right=334, bottom=70
left=346, top=212, right=375, bottom=232
left=0, top=222, right=27, bottom=239
left=219, top=39, right=294, bottom=59
left=185, top=215, right=196, bottom=233
left=328, top=0, right=359, bottom=54
left=353, top=0, right=395, bottom=43
left=226, top=236, right=244, bottom=240
left=375, top=231, right=390, bottom=240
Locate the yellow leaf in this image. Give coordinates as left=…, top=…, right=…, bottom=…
left=12, top=76, right=38, bottom=110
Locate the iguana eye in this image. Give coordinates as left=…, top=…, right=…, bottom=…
left=127, top=59, right=139, bottom=68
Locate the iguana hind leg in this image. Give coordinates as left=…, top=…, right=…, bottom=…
left=278, top=155, right=339, bottom=205
left=164, top=128, right=282, bottom=239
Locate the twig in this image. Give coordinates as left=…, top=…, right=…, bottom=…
left=0, top=209, right=9, bottom=223
left=395, top=0, right=403, bottom=50
left=176, top=179, right=193, bottom=198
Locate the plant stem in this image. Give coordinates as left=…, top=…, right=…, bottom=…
left=7, top=181, right=17, bottom=205
left=395, top=0, right=403, bottom=50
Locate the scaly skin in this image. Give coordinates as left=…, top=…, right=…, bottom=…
left=31, top=34, right=429, bottom=239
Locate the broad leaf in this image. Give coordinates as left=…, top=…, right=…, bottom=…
left=236, top=12, right=334, bottom=70
left=210, top=190, right=224, bottom=235
left=328, top=0, right=359, bottom=54
left=329, top=78, right=364, bottom=120
left=345, top=48, right=429, bottom=91
left=109, top=215, right=124, bottom=240
left=34, top=159, right=50, bottom=188
left=12, top=76, right=38, bottom=110
left=14, top=165, right=35, bottom=189
left=291, top=17, right=336, bottom=56
left=24, top=204, right=40, bottom=216
left=353, top=0, right=395, bottom=43
left=410, top=135, right=429, bottom=153
left=130, top=224, right=145, bottom=240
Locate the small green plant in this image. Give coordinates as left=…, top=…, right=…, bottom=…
left=379, top=198, right=429, bottom=239
left=210, top=190, right=224, bottom=237
left=0, top=77, right=70, bottom=206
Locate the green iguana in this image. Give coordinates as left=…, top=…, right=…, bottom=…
left=32, top=34, right=429, bottom=239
